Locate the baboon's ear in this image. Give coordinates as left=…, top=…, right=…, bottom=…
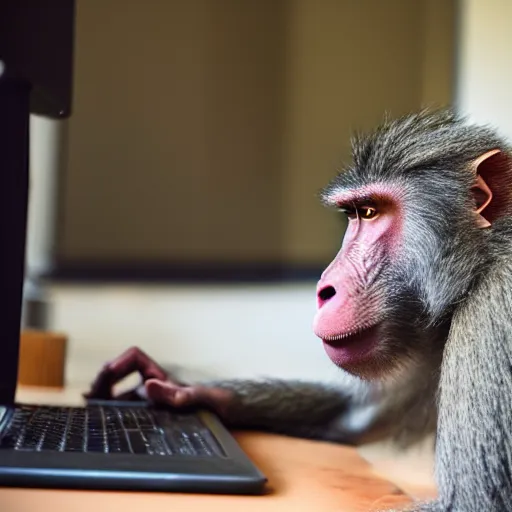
left=470, top=149, right=512, bottom=228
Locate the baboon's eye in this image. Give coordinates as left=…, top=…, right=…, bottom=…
left=338, top=202, right=379, bottom=221
left=359, top=206, right=378, bottom=220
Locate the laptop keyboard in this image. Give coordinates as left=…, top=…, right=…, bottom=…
left=0, top=405, right=225, bottom=457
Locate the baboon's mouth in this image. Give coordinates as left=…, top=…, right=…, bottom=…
left=322, top=323, right=381, bottom=367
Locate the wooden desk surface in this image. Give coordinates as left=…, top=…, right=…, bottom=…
left=0, top=387, right=412, bottom=512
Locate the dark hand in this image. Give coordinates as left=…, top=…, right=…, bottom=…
left=83, top=346, right=233, bottom=417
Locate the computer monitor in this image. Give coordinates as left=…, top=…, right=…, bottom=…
left=0, top=0, right=75, bottom=119
left=0, top=0, right=75, bottom=403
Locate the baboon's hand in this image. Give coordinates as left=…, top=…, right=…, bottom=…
left=83, top=346, right=233, bottom=417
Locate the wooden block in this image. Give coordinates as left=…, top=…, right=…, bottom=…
left=18, top=329, right=68, bottom=388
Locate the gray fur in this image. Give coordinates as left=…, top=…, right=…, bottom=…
left=204, top=110, right=512, bottom=511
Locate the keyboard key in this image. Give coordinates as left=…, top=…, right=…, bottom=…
left=189, top=432, right=213, bottom=456
left=42, top=431, right=65, bottom=451
left=65, top=433, right=86, bottom=452
left=126, top=431, right=149, bottom=454
left=120, top=410, right=139, bottom=430
left=87, top=436, right=106, bottom=453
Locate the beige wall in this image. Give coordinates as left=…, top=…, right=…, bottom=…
left=420, top=0, right=456, bottom=107
left=281, top=0, right=456, bottom=264
left=57, top=0, right=456, bottom=266
left=456, top=0, right=512, bottom=140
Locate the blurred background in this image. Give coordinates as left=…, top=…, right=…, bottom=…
left=10, top=0, right=512, bottom=388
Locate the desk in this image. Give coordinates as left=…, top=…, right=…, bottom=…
left=0, top=386, right=413, bottom=512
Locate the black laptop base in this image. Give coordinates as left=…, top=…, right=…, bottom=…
left=0, top=401, right=267, bottom=494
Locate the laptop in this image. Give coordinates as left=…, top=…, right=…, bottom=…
left=0, top=401, right=267, bottom=493
left=0, top=3, right=266, bottom=495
